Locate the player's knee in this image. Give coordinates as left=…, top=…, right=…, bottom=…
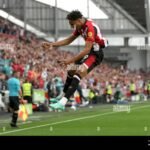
left=14, top=105, right=19, bottom=112
left=14, top=110, right=18, bottom=114
left=76, top=65, right=87, bottom=78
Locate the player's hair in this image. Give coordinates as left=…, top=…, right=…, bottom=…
left=66, top=10, right=83, bottom=21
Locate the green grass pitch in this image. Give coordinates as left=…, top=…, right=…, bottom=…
left=0, top=101, right=150, bottom=136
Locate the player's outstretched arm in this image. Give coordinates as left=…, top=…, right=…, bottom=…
left=58, top=41, right=93, bottom=66
left=71, top=41, right=93, bottom=63
left=42, top=34, right=77, bottom=50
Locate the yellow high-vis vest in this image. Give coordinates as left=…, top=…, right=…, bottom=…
left=89, top=91, right=95, bottom=99
left=22, top=83, right=32, bottom=96
left=147, top=83, right=150, bottom=91
left=107, top=85, right=112, bottom=95
left=130, top=83, right=135, bottom=92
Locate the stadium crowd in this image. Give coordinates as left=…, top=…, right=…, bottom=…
left=0, top=17, right=150, bottom=112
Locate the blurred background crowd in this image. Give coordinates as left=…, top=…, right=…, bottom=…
left=0, top=16, right=150, bottom=112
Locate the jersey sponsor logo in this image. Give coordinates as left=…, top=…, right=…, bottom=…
left=81, top=27, right=88, bottom=38
left=83, top=54, right=89, bottom=60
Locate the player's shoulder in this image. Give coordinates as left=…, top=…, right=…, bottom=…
left=85, top=19, right=94, bottom=27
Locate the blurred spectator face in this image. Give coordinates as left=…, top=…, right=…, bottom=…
left=0, top=73, right=5, bottom=80
left=14, top=71, right=20, bottom=78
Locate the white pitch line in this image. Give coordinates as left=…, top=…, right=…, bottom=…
left=0, top=104, right=150, bottom=135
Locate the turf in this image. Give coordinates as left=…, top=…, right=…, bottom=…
left=0, top=101, right=150, bottom=136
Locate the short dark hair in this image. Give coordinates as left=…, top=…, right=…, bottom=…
left=66, top=10, right=83, bottom=21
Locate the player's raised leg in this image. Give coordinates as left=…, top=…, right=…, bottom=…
left=50, top=64, right=88, bottom=110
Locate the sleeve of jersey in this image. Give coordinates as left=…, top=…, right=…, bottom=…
left=86, top=25, right=95, bottom=43
left=100, top=38, right=109, bottom=48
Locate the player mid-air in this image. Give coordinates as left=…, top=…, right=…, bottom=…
left=42, top=10, right=108, bottom=110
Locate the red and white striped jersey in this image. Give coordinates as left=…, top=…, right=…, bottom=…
left=73, top=19, right=108, bottom=48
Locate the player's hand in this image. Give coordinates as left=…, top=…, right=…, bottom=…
left=42, top=42, right=53, bottom=50
left=19, top=99, right=27, bottom=104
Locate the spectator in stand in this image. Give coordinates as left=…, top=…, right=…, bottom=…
left=0, top=16, right=150, bottom=106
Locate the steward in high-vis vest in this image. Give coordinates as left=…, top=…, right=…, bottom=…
left=147, top=81, right=150, bottom=98
left=106, top=82, right=112, bottom=103
left=129, top=80, right=136, bottom=96
left=22, top=78, right=33, bottom=103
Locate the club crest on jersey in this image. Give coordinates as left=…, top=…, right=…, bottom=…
left=88, top=32, right=93, bottom=37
